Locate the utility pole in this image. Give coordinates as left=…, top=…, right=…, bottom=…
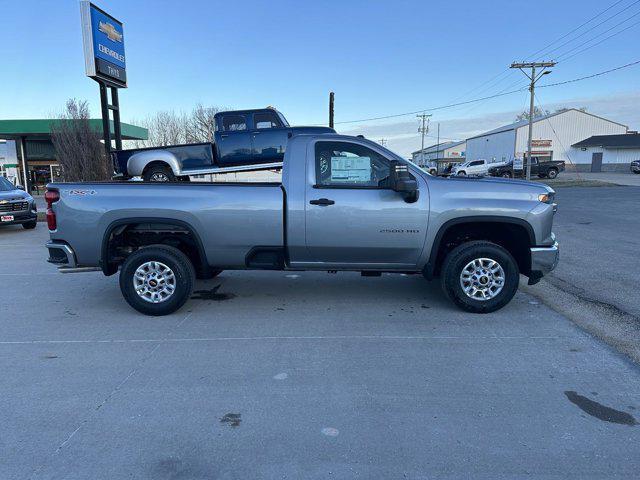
left=417, top=112, right=431, bottom=166
left=329, top=91, right=335, bottom=129
left=510, top=61, right=556, bottom=180
left=378, top=138, right=387, bottom=147
left=435, top=123, right=440, bottom=174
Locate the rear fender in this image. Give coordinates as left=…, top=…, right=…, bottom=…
left=127, top=150, right=181, bottom=177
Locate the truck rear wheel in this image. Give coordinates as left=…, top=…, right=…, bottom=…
left=143, top=164, right=176, bottom=182
left=440, top=241, right=519, bottom=314
left=119, top=245, right=195, bottom=316
left=546, top=168, right=558, bottom=179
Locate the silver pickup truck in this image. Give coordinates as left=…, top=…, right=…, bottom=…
left=45, top=134, right=559, bottom=316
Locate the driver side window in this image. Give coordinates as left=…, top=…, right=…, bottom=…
left=315, top=141, right=390, bottom=188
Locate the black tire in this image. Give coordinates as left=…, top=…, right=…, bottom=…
left=546, top=168, right=558, bottom=179
left=22, top=220, right=37, bottom=230
left=457, top=171, right=467, bottom=176
left=501, top=171, right=512, bottom=178
left=119, top=245, right=195, bottom=316
left=142, top=164, right=176, bottom=182
left=440, top=241, right=519, bottom=314
left=634, top=170, right=640, bottom=174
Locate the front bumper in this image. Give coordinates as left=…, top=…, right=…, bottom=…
left=528, top=240, right=559, bottom=284
left=0, top=211, right=37, bottom=226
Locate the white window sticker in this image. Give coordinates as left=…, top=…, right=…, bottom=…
left=330, top=156, right=371, bottom=183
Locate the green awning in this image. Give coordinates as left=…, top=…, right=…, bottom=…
left=0, top=119, right=148, bottom=141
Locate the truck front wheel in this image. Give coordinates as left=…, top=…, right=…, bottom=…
left=119, top=245, right=195, bottom=316
left=440, top=241, right=519, bottom=314
left=143, top=164, right=176, bottom=182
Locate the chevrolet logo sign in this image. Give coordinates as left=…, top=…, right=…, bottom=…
left=99, top=21, right=123, bottom=43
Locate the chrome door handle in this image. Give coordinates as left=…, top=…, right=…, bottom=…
left=220, top=134, right=228, bottom=138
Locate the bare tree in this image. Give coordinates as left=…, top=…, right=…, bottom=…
left=187, top=104, right=220, bottom=143
left=514, top=106, right=550, bottom=123
left=131, top=104, right=224, bottom=148
left=50, top=99, right=111, bottom=182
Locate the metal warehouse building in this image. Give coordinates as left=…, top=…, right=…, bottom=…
left=572, top=133, right=640, bottom=172
left=465, top=109, right=627, bottom=170
left=411, top=140, right=466, bottom=171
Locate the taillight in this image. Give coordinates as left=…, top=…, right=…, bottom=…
left=45, top=189, right=60, bottom=230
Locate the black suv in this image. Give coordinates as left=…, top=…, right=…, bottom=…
left=0, top=177, right=37, bottom=229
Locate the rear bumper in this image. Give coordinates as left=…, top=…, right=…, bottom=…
left=46, top=241, right=77, bottom=267
left=528, top=240, right=559, bottom=284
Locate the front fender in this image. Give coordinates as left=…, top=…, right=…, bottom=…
left=127, top=150, right=182, bottom=176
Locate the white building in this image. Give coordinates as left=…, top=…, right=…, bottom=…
left=465, top=109, right=627, bottom=170
left=571, top=133, right=640, bottom=172
left=0, top=140, right=20, bottom=184
left=411, top=140, right=466, bottom=171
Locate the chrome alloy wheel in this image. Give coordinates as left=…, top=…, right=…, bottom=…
left=150, top=172, right=170, bottom=182
left=133, top=261, right=176, bottom=303
left=459, top=257, right=505, bottom=301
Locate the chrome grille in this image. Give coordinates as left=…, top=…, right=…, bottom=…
left=0, top=201, right=29, bottom=212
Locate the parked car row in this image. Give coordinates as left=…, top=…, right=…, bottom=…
left=438, top=158, right=565, bottom=179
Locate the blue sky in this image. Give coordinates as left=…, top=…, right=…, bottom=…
left=1, top=0, right=639, bottom=155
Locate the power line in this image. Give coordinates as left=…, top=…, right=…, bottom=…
left=333, top=59, right=639, bottom=126
left=436, top=0, right=637, bottom=118
left=528, top=0, right=637, bottom=60
left=334, top=87, right=528, bottom=125
left=538, top=58, right=640, bottom=88
left=558, top=17, right=640, bottom=62
left=543, top=0, right=640, bottom=58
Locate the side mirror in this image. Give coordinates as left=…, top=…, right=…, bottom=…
left=16, top=184, right=25, bottom=191
left=389, top=161, right=419, bottom=203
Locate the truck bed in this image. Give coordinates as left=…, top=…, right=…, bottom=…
left=48, top=182, right=284, bottom=268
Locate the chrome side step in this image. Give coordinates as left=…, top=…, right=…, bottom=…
left=59, top=267, right=102, bottom=274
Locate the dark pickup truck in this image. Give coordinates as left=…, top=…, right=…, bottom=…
left=488, top=158, right=565, bottom=179
left=112, top=108, right=334, bottom=181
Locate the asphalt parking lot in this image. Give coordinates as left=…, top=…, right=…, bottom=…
left=2, top=200, right=640, bottom=479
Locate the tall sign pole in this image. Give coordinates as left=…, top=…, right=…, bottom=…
left=510, top=61, right=555, bottom=180
left=329, top=92, right=335, bottom=129
left=80, top=2, right=127, bottom=160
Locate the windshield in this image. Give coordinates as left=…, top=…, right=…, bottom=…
left=276, top=111, right=290, bottom=127
left=0, top=177, right=16, bottom=191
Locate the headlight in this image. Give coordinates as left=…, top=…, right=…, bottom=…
left=538, top=192, right=555, bottom=204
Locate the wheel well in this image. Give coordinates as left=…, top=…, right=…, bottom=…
left=102, top=222, right=209, bottom=277
left=142, top=161, right=171, bottom=175
left=429, top=221, right=532, bottom=278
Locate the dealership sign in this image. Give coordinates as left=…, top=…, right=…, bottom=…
left=531, top=139, right=552, bottom=148
left=80, top=2, right=127, bottom=87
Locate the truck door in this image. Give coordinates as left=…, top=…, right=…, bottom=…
left=216, top=114, right=252, bottom=166
left=303, top=140, right=429, bottom=268
left=251, top=111, right=289, bottom=163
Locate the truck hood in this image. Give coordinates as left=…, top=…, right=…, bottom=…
left=443, top=174, right=554, bottom=193
left=0, top=190, right=31, bottom=202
